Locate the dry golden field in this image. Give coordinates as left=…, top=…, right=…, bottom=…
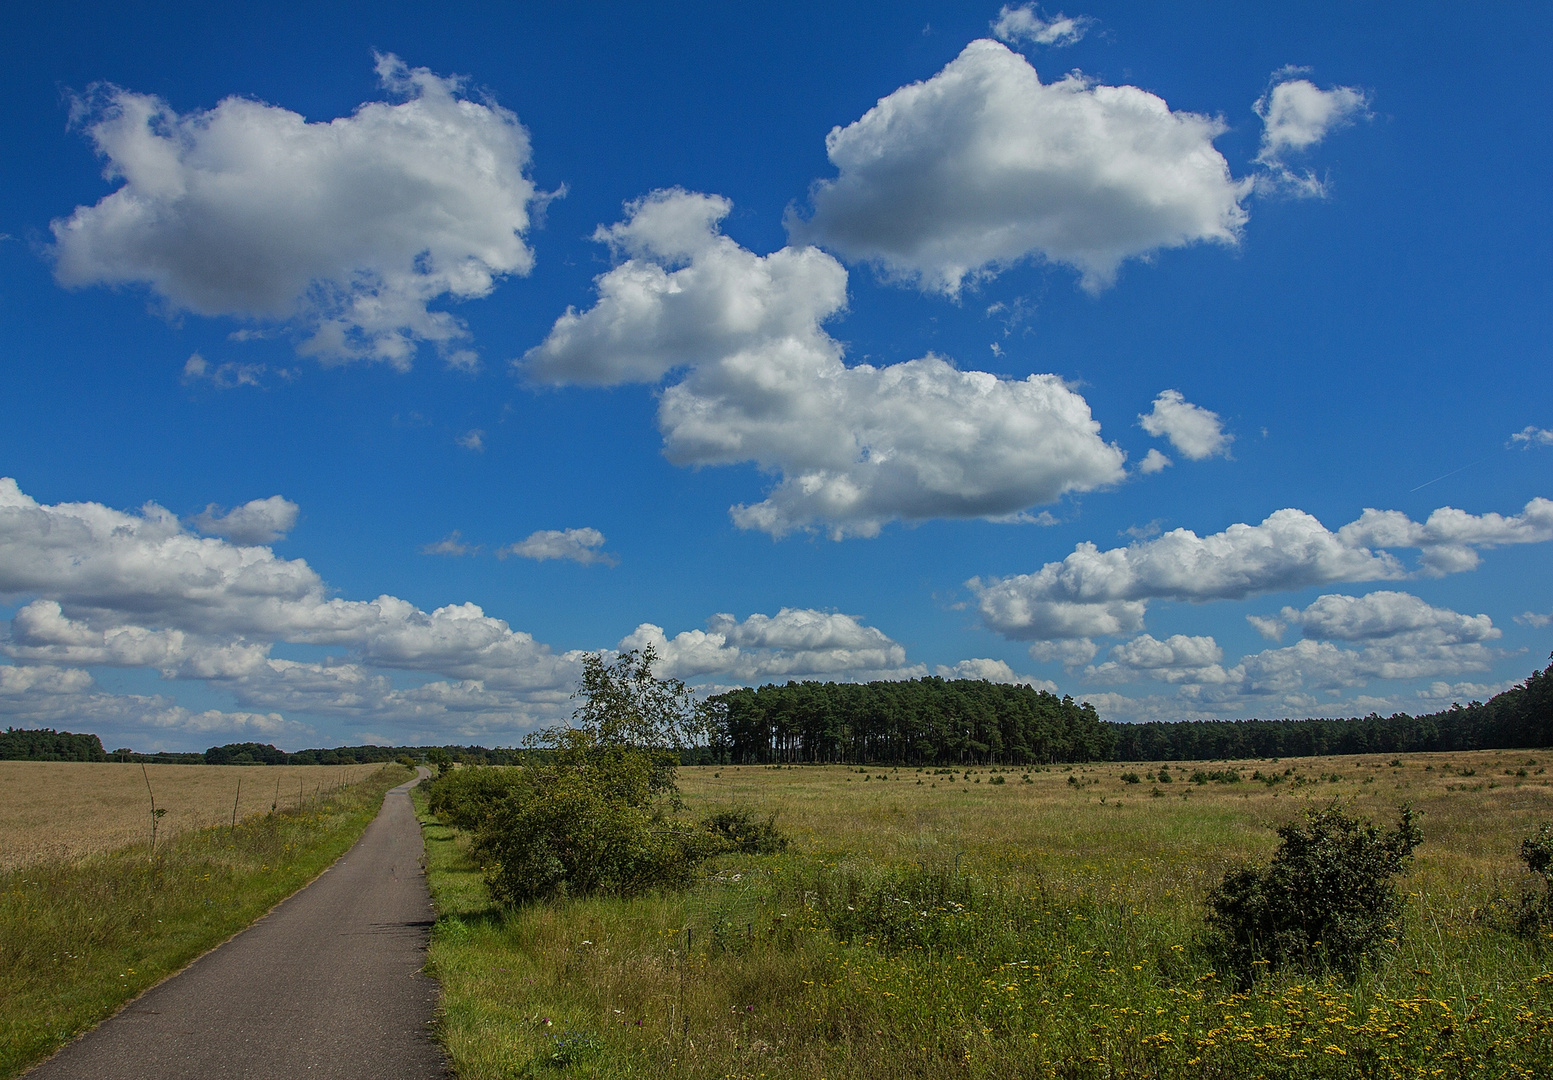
left=0, top=761, right=383, bottom=870
left=673, top=747, right=1553, bottom=914
left=421, top=748, right=1553, bottom=1079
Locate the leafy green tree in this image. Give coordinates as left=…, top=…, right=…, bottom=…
left=448, top=645, right=722, bottom=905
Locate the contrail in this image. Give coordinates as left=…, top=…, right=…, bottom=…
left=1410, top=457, right=1488, bottom=493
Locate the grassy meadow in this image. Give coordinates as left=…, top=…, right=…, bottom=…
left=417, top=750, right=1553, bottom=1079
left=0, top=762, right=413, bottom=1078
left=0, top=761, right=385, bottom=871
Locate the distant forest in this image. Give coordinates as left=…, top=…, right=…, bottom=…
left=710, top=679, right=1116, bottom=764
left=707, top=652, right=1553, bottom=765
left=0, top=730, right=520, bottom=766
left=5, top=653, right=1548, bottom=767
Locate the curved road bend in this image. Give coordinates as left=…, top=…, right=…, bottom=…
left=27, top=768, right=450, bottom=1080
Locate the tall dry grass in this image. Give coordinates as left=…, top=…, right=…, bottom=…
left=0, top=761, right=382, bottom=870
left=418, top=750, right=1553, bottom=1079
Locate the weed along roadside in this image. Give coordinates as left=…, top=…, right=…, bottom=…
left=0, top=763, right=414, bottom=1079
left=411, top=655, right=1553, bottom=1078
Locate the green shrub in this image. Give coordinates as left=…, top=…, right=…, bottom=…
left=1190, top=768, right=1242, bottom=785
left=1205, top=803, right=1422, bottom=983
left=425, top=765, right=527, bottom=831
left=702, top=808, right=789, bottom=854
left=1513, top=822, right=1553, bottom=938
left=471, top=736, right=714, bottom=906
left=1120, top=772, right=1141, bottom=784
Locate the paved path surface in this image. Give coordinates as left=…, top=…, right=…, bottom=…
left=27, top=769, right=450, bottom=1079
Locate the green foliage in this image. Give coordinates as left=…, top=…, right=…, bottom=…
left=1523, top=823, right=1553, bottom=881
left=425, top=747, right=453, bottom=776
left=572, top=646, right=716, bottom=752
left=1205, top=803, right=1422, bottom=983
left=433, top=647, right=752, bottom=907
left=1190, top=768, right=1242, bottom=785
left=469, top=733, right=711, bottom=906
left=0, top=727, right=106, bottom=762
left=1511, top=822, right=1553, bottom=939
left=701, top=808, right=789, bottom=855
left=712, top=676, right=1114, bottom=765
left=425, top=765, right=525, bottom=830
left=810, top=860, right=1054, bottom=956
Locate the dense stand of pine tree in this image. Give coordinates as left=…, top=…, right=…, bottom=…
left=1108, top=654, right=1552, bottom=761
left=709, top=679, right=1116, bottom=764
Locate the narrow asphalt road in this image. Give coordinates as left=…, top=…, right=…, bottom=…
left=27, top=769, right=450, bottom=1079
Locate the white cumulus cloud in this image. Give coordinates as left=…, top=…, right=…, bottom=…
left=971, top=497, right=1553, bottom=640
left=1139, top=389, right=1232, bottom=460
left=498, top=528, right=617, bottom=567
left=51, top=54, right=542, bottom=369
left=1249, top=590, right=1499, bottom=645
left=0, top=477, right=584, bottom=741
left=191, top=495, right=299, bottom=545
left=1085, top=633, right=1230, bottom=685
left=1083, top=593, right=1504, bottom=717
left=524, top=188, right=1126, bottom=539
left=1256, top=74, right=1370, bottom=163
left=1137, top=449, right=1172, bottom=475
left=619, top=607, right=922, bottom=683
left=935, top=656, right=1059, bottom=692
left=1510, top=426, right=1553, bottom=448
left=1254, top=72, right=1369, bottom=196
left=991, top=5, right=1093, bottom=47
left=787, top=39, right=1249, bottom=294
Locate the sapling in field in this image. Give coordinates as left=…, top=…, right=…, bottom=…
left=428, top=646, right=783, bottom=905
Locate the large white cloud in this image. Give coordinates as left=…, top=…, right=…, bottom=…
left=51, top=55, right=540, bottom=369
left=0, top=477, right=583, bottom=740
left=971, top=497, right=1553, bottom=641
left=1248, top=590, right=1498, bottom=645
left=524, top=189, right=1126, bottom=538
left=1086, top=634, right=1229, bottom=685
left=0, top=479, right=949, bottom=743
left=787, top=39, right=1249, bottom=294
left=1084, top=592, right=1503, bottom=715
left=0, top=662, right=306, bottom=742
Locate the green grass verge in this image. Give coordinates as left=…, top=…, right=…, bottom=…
left=1, top=763, right=413, bottom=1078
left=414, top=776, right=1553, bottom=1079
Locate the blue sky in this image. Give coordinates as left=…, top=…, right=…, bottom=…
left=1, top=1, right=1549, bottom=751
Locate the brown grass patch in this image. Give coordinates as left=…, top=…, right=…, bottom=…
left=673, top=748, right=1553, bottom=909
left=0, top=761, right=383, bottom=870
